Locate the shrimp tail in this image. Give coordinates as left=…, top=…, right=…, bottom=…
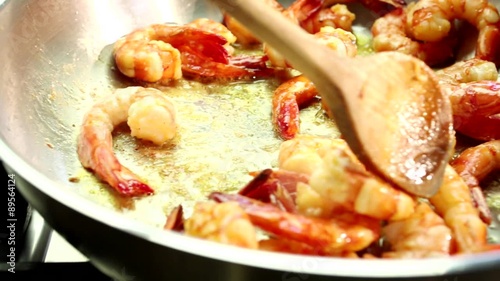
left=164, top=205, right=184, bottom=231
left=449, top=81, right=500, bottom=141
left=470, top=187, right=492, bottom=225
left=168, top=27, right=230, bottom=63
left=239, top=169, right=309, bottom=212
left=93, top=145, right=154, bottom=196
left=272, top=75, right=318, bottom=140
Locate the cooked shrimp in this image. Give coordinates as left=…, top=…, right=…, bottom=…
left=435, top=59, right=500, bottom=141
left=186, top=18, right=237, bottom=54
left=164, top=205, right=184, bottom=231
left=300, top=4, right=356, bottom=34
left=77, top=87, right=177, bottom=196
left=450, top=140, right=500, bottom=224
left=443, top=81, right=500, bottom=141
left=405, top=0, right=500, bottom=64
left=272, top=75, right=318, bottom=139
left=210, top=192, right=381, bottom=253
left=184, top=201, right=259, bottom=249
left=114, top=23, right=225, bottom=83
left=382, top=202, right=452, bottom=259
left=435, top=58, right=498, bottom=84
left=259, top=237, right=358, bottom=256
left=114, top=22, right=272, bottom=83
left=238, top=168, right=309, bottom=213
left=270, top=27, right=356, bottom=137
left=371, top=8, right=457, bottom=66
left=429, top=165, right=488, bottom=253
left=266, top=17, right=357, bottom=67
left=278, top=135, right=416, bottom=221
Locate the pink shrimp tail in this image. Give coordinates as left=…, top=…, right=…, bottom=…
left=116, top=180, right=154, bottom=196
left=168, top=28, right=230, bottom=63
left=91, top=143, right=154, bottom=197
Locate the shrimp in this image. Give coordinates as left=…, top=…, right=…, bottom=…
left=272, top=75, right=319, bottom=139
left=450, top=140, right=500, bottom=224
left=283, top=136, right=415, bottom=221
left=270, top=28, right=356, bottom=139
left=184, top=201, right=259, bottom=249
left=238, top=168, right=309, bottom=213
left=247, top=136, right=415, bottom=221
left=405, top=0, right=500, bottom=65
left=259, top=237, right=358, bottom=256
left=435, top=58, right=498, bottom=84
left=435, top=59, right=500, bottom=141
left=164, top=205, right=184, bottom=231
left=300, top=4, right=356, bottom=34
left=382, top=202, right=453, bottom=258
left=186, top=18, right=237, bottom=54
left=114, top=24, right=221, bottom=83
left=210, top=192, right=381, bottom=253
left=371, top=8, right=457, bottom=66
left=77, top=87, right=177, bottom=196
left=266, top=9, right=358, bottom=67
left=444, top=81, right=500, bottom=141
left=429, top=165, right=488, bottom=253
left=114, top=22, right=272, bottom=83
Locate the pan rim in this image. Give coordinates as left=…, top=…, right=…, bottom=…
left=2, top=138, right=500, bottom=278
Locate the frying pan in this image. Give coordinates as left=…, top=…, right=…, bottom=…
left=1, top=0, right=500, bottom=280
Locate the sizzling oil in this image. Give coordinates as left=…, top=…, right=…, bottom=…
left=74, top=73, right=339, bottom=227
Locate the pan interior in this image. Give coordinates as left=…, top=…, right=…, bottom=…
left=1, top=0, right=500, bottom=274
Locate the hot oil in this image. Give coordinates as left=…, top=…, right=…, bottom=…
left=75, top=61, right=340, bottom=227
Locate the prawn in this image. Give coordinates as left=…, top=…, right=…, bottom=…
left=435, top=58, right=498, bottom=84
left=258, top=237, right=358, bottom=256
left=405, top=0, right=500, bottom=65
left=300, top=4, right=356, bottom=34
left=283, top=136, right=415, bottom=221
left=238, top=168, right=309, bottom=213
left=77, top=87, right=177, bottom=196
left=270, top=27, right=356, bottom=138
left=210, top=192, right=381, bottom=254
left=429, top=165, right=488, bottom=253
left=114, top=21, right=273, bottom=83
left=242, top=136, right=416, bottom=221
left=371, top=7, right=457, bottom=66
left=450, top=140, right=500, bottom=224
left=435, top=59, right=500, bottom=141
left=184, top=201, right=259, bottom=249
left=265, top=4, right=358, bottom=68
left=272, top=75, right=319, bottom=139
left=382, top=202, right=453, bottom=258
left=186, top=18, right=237, bottom=54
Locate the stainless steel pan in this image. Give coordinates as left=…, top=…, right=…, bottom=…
left=1, top=0, right=500, bottom=280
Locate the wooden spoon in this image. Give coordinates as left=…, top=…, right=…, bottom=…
left=212, top=0, right=454, bottom=198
